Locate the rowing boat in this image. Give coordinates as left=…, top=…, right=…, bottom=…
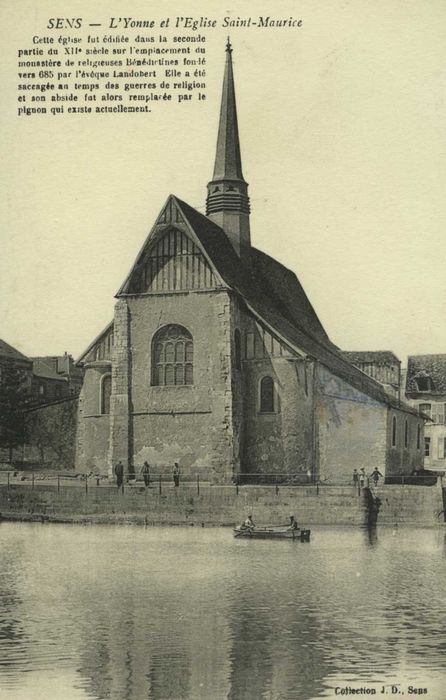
left=233, top=525, right=311, bottom=541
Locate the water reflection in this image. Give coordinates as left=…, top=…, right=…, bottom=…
left=0, top=524, right=445, bottom=699
left=365, top=525, right=378, bottom=547
left=0, top=536, right=29, bottom=683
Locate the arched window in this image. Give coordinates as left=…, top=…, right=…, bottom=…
left=392, top=416, right=397, bottom=447
left=234, top=329, right=241, bottom=370
left=152, top=325, right=193, bottom=386
left=101, top=374, right=112, bottom=415
left=417, top=424, right=421, bottom=450
left=404, top=420, right=409, bottom=448
left=260, top=376, right=275, bottom=413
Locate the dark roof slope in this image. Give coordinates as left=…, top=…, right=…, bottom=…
left=173, top=199, right=416, bottom=411
left=343, top=351, right=400, bottom=365
left=0, top=339, right=31, bottom=364
left=32, top=358, right=67, bottom=382
left=406, top=354, right=446, bottom=394
left=250, top=249, right=329, bottom=344
left=176, top=197, right=329, bottom=344
left=110, top=195, right=418, bottom=414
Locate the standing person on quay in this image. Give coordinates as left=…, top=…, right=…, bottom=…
left=353, top=469, right=358, bottom=487
left=114, top=460, right=124, bottom=491
left=359, top=468, right=366, bottom=489
left=142, top=461, right=151, bottom=488
left=173, top=462, right=180, bottom=488
left=371, top=468, right=383, bottom=487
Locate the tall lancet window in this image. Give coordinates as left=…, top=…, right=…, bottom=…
left=392, top=416, right=397, bottom=447
left=234, top=329, right=242, bottom=370
left=100, top=374, right=112, bottom=415
left=152, top=325, right=193, bottom=386
left=259, top=376, right=275, bottom=413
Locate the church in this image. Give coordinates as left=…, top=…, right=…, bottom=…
left=75, top=42, right=424, bottom=484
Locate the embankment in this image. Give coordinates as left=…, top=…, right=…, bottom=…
left=0, top=482, right=443, bottom=527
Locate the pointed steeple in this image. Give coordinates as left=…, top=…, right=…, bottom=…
left=206, top=40, right=251, bottom=259
left=212, top=38, right=244, bottom=181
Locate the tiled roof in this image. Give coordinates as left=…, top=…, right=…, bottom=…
left=31, top=358, right=67, bottom=382
left=343, top=351, right=400, bottom=365
left=0, top=338, right=31, bottom=364
left=32, top=354, right=83, bottom=379
left=175, top=197, right=330, bottom=346
left=406, top=354, right=446, bottom=394
left=164, top=198, right=418, bottom=413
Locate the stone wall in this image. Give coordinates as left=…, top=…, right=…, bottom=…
left=316, top=364, right=387, bottom=483
left=0, top=483, right=367, bottom=526
left=385, top=408, right=424, bottom=475
left=75, top=290, right=241, bottom=481
left=375, top=483, right=444, bottom=526
left=128, top=290, right=236, bottom=483
left=242, top=356, right=314, bottom=477
left=75, top=362, right=111, bottom=474
left=0, top=483, right=442, bottom=527
left=23, top=398, right=78, bottom=469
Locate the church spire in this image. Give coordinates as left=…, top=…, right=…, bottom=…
left=206, top=39, right=251, bottom=259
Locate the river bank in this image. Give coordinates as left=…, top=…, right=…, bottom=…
left=0, top=482, right=444, bottom=527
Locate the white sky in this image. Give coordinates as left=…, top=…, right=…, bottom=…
left=1, top=0, right=445, bottom=366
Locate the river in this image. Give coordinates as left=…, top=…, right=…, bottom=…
left=0, top=523, right=445, bottom=700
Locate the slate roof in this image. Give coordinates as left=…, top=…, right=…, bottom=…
left=343, top=351, right=400, bottom=365
left=175, top=197, right=330, bottom=345
left=116, top=195, right=418, bottom=414
left=0, top=338, right=31, bottom=364
left=32, top=354, right=83, bottom=379
left=31, top=358, right=67, bottom=382
left=406, top=354, right=446, bottom=395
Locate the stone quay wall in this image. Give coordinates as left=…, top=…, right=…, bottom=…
left=0, top=483, right=443, bottom=528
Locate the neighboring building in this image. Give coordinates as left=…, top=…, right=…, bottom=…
left=342, top=351, right=401, bottom=399
left=0, top=340, right=82, bottom=407
left=0, top=339, right=33, bottom=461
left=405, top=354, right=446, bottom=470
left=0, top=339, right=33, bottom=390
left=31, top=354, right=83, bottom=403
left=75, top=42, right=424, bottom=483
left=0, top=342, right=82, bottom=466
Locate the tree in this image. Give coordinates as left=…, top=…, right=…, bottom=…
left=0, top=363, right=30, bottom=462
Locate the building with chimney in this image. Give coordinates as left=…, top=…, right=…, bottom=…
left=31, top=354, right=83, bottom=403
left=75, top=43, right=424, bottom=483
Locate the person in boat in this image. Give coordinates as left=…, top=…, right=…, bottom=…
left=243, top=514, right=255, bottom=530
left=288, top=515, right=298, bottom=531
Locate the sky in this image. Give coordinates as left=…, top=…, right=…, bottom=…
left=1, top=0, right=445, bottom=367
